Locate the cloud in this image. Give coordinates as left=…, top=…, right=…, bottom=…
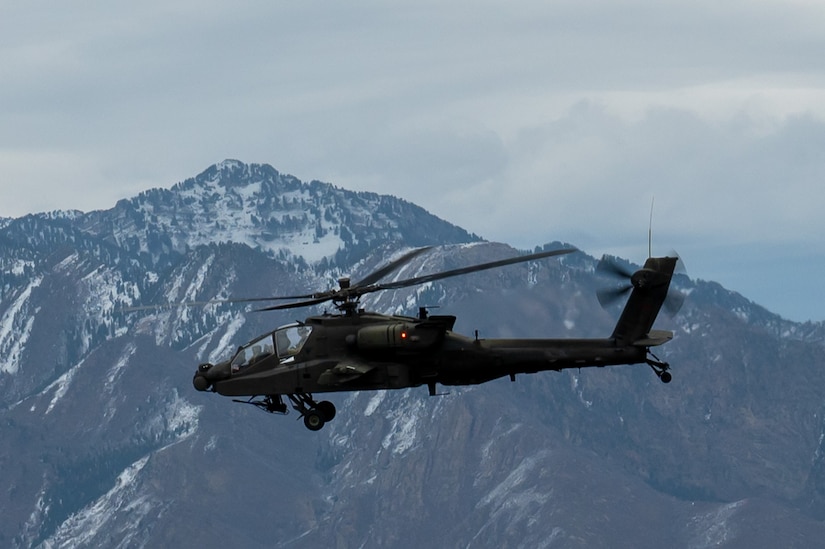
left=1, top=0, right=824, bottom=320
left=317, top=99, right=825, bottom=251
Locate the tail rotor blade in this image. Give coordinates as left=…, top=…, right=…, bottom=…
left=596, top=284, right=633, bottom=309
left=666, top=250, right=687, bottom=277
left=663, top=250, right=687, bottom=316
left=596, top=255, right=635, bottom=281
left=596, top=255, right=635, bottom=309
left=663, top=288, right=686, bottom=317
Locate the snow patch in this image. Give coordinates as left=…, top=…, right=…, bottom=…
left=381, top=407, right=419, bottom=454
left=21, top=475, right=50, bottom=547
left=208, top=314, right=246, bottom=363
left=813, top=428, right=825, bottom=462
left=10, top=258, right=36, bottom=274
left=380, top=392, right=426, bottom=455
left=141, top=389, right=203, bottom=443
left=687, top=499, right=745, bottom=549
left=42, top=456, right=155, bottom=549
left=165, top=390, right=202, bottom=439
left=472, top=452, right=555, bottom=544
left=40, top=356, right=88, bottom=415
left=106, top=343, right=137, bottom=390
left=165, top=254, right=215, bottom=306
left=54, top=253, right=79, bottom=272
left=479, top=421, right=522, bottom=472
left=364, top=391, right=386, bottom=417
left=139, top=170, right=350, bottom=263
left=204, top=435, right=219, bottom=453
left=732, top=307, right=750, bottom=322
left=0, top=277, right=42, bottom=374
left=477, top=452, right=551, bottom=509
left=570, top=373, right=592, bottom=409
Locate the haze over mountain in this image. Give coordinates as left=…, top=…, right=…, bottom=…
left=1, top=160, right=824, bottom=548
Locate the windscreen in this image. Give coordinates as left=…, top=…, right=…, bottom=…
left=231, top=334, right=275, bottom=371
left=274, top=325, right=313, bottom=360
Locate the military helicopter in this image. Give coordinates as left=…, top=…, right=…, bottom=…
left=191, top=246, right=682, bottom=431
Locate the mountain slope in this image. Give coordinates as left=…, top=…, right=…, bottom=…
left=1, top=160, right=824, bottom=548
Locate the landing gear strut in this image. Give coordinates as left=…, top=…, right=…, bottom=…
left=233, top=395, right=289, bottom=414
left=233, top=393, right=336, bottom=430
left=646, top=351, right=672, bottom=384
left=287, top=393, right=337, bottom=431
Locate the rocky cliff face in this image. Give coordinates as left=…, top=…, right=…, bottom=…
left=1, top=161, right=824, bottom=548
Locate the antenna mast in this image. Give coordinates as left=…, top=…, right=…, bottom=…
left=648, top=197, right=655, bottom=258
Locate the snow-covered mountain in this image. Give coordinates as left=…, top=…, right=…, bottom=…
left=2, top=160, right=824, bottom=548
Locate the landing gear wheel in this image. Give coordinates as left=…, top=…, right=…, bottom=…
left=646, top=351, right=672, bottom=384
left=317, top=400, right=336, bottom=422
left=303, top=410, right=325, bottom=431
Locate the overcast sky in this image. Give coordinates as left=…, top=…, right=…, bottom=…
left=2, top=1, right=824, bottom=322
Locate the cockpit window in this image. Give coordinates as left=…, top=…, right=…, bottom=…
left=231, top=334, right=275, bottom=372
left=274, top=324, right=313, bottom=361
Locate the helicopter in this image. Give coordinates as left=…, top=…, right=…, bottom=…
left=191, top=245, right=682, bottom=431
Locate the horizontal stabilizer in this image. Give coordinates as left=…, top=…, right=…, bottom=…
left=633, top=330, right=673, bottom=347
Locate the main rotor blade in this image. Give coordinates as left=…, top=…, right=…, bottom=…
left=352, top=246, right=432, bottom=288
left=249, top=247, right=434, bottom=310
left=130, top=247, right=574, bottom=314
left=255, top=296, right=334, bottom=312
left=223, top=247, right=434, bottom=306
left=120, top=296, right=282, bottom=313
left=371, top=247, right=577, bottom=293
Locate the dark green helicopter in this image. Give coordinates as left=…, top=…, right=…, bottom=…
left=191, top=246, right=683, bottom=431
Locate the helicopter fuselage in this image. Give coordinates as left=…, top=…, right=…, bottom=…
left=196, top=311, right=660, bottom=399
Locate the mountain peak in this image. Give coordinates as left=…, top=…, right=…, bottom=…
left=188, top=159, right=280, bottom=190
left=89, top=160, right=480, bottom=265
left=215, top=158, right=245, bottom=171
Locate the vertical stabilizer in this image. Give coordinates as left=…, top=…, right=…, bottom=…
left=610, top=256, right=678, bottom=345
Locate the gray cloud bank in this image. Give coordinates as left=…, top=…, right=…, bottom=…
left=1, top=1, right=823, bottom=320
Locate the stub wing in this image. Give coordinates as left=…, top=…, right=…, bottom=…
left=317, top=360, right=377, bottom=386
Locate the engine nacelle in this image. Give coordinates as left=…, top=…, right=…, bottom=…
left=356, top=323, right=416, bottom=349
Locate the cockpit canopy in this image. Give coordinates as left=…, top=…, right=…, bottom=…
left=231, top=324, right=313, bottom=371
left=274, top=323, right=313, bottom=361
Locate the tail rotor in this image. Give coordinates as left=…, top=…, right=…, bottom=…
left=596, top=257, right=636, bottom=309
left=596, top=253, right=687, bottom=317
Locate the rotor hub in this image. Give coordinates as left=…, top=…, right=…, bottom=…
left=631, top=270, right=650, bottom=289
